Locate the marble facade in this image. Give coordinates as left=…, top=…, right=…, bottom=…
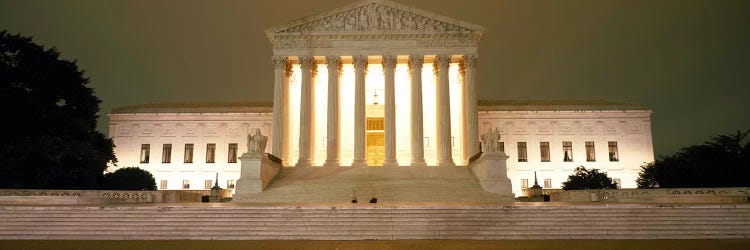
left=107, top=0, right=655, bottom=197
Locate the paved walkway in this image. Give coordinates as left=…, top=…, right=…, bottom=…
left=2, top=240, right=749, bottom=250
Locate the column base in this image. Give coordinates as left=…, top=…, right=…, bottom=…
left=323, top=160, right=340, bottom=167
left=351, top=159, right=367, bottom=167
left=438, top=160, right=456, bottom=168
left=410, top=160, right=427, bottom=168
left=295, top=159, right=312, bottom=168
left=382, top=160, right=399, bottom=167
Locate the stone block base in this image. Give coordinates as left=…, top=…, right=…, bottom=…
left=469, top=152, right=514, bottom=201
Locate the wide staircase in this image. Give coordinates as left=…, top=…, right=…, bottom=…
left=1, top=204, right=749, bottom=240
left=236, top=166, right=506, bottom=204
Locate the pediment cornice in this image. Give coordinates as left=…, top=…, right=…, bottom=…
left=266, top=0, right=484, bottom=50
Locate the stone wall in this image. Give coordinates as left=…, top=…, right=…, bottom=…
left=0, top=189, right=201, bottom=204
left=550, top=187, right=750, bottom=203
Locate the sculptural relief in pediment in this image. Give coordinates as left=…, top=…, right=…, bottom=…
left=277, top=3, right=474, bottom=34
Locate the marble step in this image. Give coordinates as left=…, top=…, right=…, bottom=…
left=3, top=219, right=750, bottom=226
left=2, top=205, right=748, bottom=240
left=3, top=224, right=750, bottom=231
left=3, top=214, right=747, bottom=222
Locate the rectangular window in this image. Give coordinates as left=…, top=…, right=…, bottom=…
left=498, top=141, right=505, bottom=153
left=424, top=137, right=430, bottom=147
left=140, top=144, right=150, bottom=163
left=544, top=179, right=552, bottom=189
left=608, top=141, right=619, bottom=162
left=206, top=143, right=216, bottom=163
left=184, top=144, right=194, bottom=163
left=540, top=142, right=550, bottom=162
left=517, top=142, right=527, bottom=162
left=228, top=143, right=238, bottom=163
left=521, top=179, right=529, bottom=189
left=585, top=141, right=596, bottom=162
left=227, top=180, right=236, bottom=189
left=613, top=178, right=621, bottom=189
left=563, top=141, right=573, bottom=162
left=161, top=144, right=172, bottom=163
left=159, top=180, right=168, bottom=189
left=182, top=180, right=190, bottom=189
left=204, top=180, right=213, bottom=189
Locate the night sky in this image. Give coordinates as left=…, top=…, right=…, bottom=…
left=1, top=0, right=748, bottom=157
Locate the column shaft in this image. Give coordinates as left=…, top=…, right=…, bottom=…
left=435, top=55, right=455, bottom=167
left=462, top=55, right=480, bottom=163
left=382, top=55, right=398, bottom=167
left=271, top=56, right=291, bottom=165
left=324, top=56, right=342, bottom=167
left=409, top=55, right=427, bottom=167
left=295, top=56, right=316, bottom=167
left=351, top=55, right=368, bottom=167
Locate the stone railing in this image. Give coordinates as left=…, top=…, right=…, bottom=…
left=174, top=189, right=234, bottom=197
left=521, top=188, right=563, bottom=197
left=0, top=189, right=202, bottom=204
left=550, top=187, right=750, bottom=203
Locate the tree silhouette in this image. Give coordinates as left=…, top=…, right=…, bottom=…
left=0, top=31, right=115, bottom=189
left=102, top=167, right=156, bottom=190
left=562, top=166, right=617, bottom=190
left=637, top=130, right=749, bottom=188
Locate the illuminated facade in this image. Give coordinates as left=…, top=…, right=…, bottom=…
left=107, top=0, right=654, bottom=196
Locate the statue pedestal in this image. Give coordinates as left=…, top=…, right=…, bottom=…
left=209, top=186, right=222, bottom=202
left=233, top=153, right=282, bottom=201
left=469, top=152, right=514, bottom=201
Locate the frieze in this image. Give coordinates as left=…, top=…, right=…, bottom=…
left=273, top=37, right=477, bottom=49
left=276, top=3, right=473, bottom=34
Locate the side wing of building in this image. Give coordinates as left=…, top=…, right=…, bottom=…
left=107, top=103, right=273, bottom=193
left=477, top=100, right=655, bottom=196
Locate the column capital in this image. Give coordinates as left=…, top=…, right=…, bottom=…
left=326, top=55, right=342, bottom=74
left=463, top=54, right=479, bottom=69
left=299, top=56, right=317, bottom=76
left=353, top=55, right=368, bottom=73
left=382, top=55, right=397, bottom=70
left=272, top=56, right=292, bottom=77
left=435, top=54, right=451, bottom=68
left=408, top=55, right=424, bottom=72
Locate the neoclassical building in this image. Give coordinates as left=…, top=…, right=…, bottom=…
left=108, top=0, right=654, bottom=196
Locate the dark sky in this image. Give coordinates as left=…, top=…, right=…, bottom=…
left=1, top=0, right=748, bottom=157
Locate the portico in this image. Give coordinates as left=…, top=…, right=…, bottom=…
left=267, top=0, right=483, bottom=168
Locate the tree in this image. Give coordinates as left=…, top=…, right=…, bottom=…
left=562, top=166, right=617, bottom=190
left=0, top=31, right=115, bottom=189
left=101, top=167, right=156, bottom=190
left=637, top=130, right=750, bottom=188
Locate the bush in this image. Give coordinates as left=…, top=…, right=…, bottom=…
left=562, top=166, right=617, bottom=190
left=637, top=130, right=750, bottom=188
left=101, top=167, right=157, bottom=190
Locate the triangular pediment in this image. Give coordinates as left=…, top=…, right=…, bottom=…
left=266, top=0, right=484, bottom=36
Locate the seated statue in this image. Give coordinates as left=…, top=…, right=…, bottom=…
left=247, top=129, right=268, bottom=156
left=480, top=127, right=500, bottom=154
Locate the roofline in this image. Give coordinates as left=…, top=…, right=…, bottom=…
left=265, top=0, right=485, bottom=40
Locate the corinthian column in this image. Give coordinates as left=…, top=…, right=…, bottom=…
left=409, top=55, right=427, bottom=167
left=382, top=55, right=398, bottom=167
left=324, top=56, right=342, bottom=167
left=295, top=56, right=316, bottom=168
left=435, top=55, right=455, bottom=167
left=271, top=56, right=291, bottom=165
left=462, top=55, right=480, bottom=163
left=351, top=55, right=368, bottom=167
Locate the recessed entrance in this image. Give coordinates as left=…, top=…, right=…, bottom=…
left=366, top=117, right=384, bottom=166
